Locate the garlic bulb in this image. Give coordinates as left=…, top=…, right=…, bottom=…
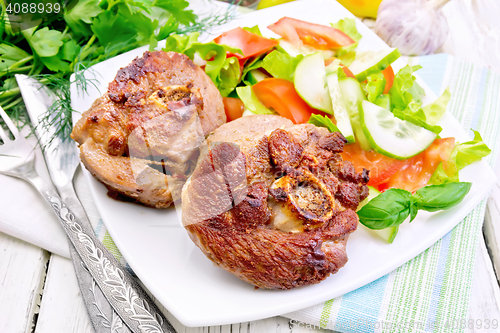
left=374, top=0, right=450, bottom=55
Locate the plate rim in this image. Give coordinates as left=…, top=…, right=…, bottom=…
left=72, top=0, right=497, bottom=326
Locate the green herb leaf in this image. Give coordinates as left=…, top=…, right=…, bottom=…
left=243, top=25, right=263, bottom=36
left=236, top=86, right=274, bottom=114
left=422, top=88, right=451, bottom=125
left=64, top=0, right=103, bottom=38
left=308, top=114, right=340, bottom=133
left=262, top=50, right=302, bottom=81
left=429, top=130, right=491, bottom=184
left=91, top=10, right=137, bottom=48
left=364, top=72, right=386, bottom=103
left=357, top=189, right=412, bottom=230
left=413, top=182, right=472, bottom=212
left=153, top=0, right=196, bottom=26
left=389, top=65, right=422, bottom=112
left=27, top=27, right=64, bottom=58
left=0, top=43, right=31, bottom=72
left=331, top=18, right=362, bottom=42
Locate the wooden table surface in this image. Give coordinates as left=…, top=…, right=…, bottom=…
left=2, top=0, right=500, bottom=332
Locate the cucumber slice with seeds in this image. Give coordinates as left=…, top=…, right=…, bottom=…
left=294, top=52, right=333, bottom=113
left=349, top=48, right=401, bottom=82
left=360, top=100, right=437, bottom=159
left=326, top=69, right=355, bottom=142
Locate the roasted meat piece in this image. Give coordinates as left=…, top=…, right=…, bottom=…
left=72, top=51, right=226, bottom=208
left=181, top=115, right=369, bottom=289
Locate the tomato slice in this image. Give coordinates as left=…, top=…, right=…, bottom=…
left=382, top=66, right=394, bottom=94
left=268, top=17, right=355, bottom=49
left=222, top=97, right=245, bottom=122
left=252, top=78, right=316, bottom=124
left=341, top=142, right=409, bottom=186
left=324, top=58, right=356, bottom=78
left=214, top=27, right=278, bottom=60
left=384, top=138, right=455, bottom=192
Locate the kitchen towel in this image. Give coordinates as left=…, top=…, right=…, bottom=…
left=1, top=52, right=499, bottom=331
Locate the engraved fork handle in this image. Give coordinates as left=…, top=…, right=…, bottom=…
left=23, top=169, right=176, bottom=333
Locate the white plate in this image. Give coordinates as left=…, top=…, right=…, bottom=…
left=70, top=0, right=496, bottom=327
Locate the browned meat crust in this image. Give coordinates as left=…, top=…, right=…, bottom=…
left=182, top=115, right=369, bottom=289
left=72, top=51, right=226, bottom=208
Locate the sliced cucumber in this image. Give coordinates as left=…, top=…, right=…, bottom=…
left=338, top=77, right=371, bottom=150
left=326, top=70, right=355, bottom=142
left=349, top=48, right=401, bottom=82
left=358, top=186, right=398, bottom=243
left=294, top=52, right=333, bottom=113
left=360, top=100, right=437, bottom=159
left=246, top=69, right=269, bottom=85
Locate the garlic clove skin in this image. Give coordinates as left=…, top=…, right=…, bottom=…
left=374, top=0, right=449, bottom=56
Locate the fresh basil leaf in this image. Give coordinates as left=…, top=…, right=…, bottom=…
left=308, top=114, right=340, bottom=133
left=423, top=88, right=451, bottom=125
left=262, top=50, right=302, bottom=81
left=357, top=189, right=412, bottom=230
left=413, top=182, right=472, bottom=212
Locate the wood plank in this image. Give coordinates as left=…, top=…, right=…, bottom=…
left=0, top=232, right=49, bottom=333
left=467, top=235, right=500, bottom=332
left=34, top=254, right=93, bottom=333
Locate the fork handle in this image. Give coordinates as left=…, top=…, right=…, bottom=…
left=25, top=173, right=176, bottom=333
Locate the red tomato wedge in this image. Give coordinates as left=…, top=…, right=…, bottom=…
left=382, top=66, right=394, bottom=94
left=213, top=27, right=278, bottom=60
left=252, top=78, right=316, bottom=124
left=222, top=97, right=245, bottom=122
left=384, top=138, right=455, bottom=192
left=268, top=17, right=355, bottom=49
left=324, top=58, right=356, bottom=78
left=341, top=142, right=410, bottom=186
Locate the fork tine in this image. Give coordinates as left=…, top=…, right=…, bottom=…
left=0, top=106, right=20, bottom=140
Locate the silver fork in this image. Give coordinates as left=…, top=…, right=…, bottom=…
left=0, top=106, right=176, bottom=333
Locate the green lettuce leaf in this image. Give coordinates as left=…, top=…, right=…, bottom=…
left=408, top=80, right=425, bottom=104
left=330, top=18, right=360, bottom=66
left=429, top=130, right=491, bottom=184
left=389, top=65, right=422, bottom=112
left=308, top=114, right=340, bottom=133
left=422, top=88, right=451, bottom=125
left=364, top=72, right=386, bottom=103
left=331, top=18, right=362, bottom=42
left=236, top=86, right=274, bottom=115
left=262, top=50, right=302, bottom=81
left=163, top=32, right=200, bottom=53
left=243, top=25, right=263, bottom=36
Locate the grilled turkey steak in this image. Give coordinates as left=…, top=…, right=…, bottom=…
left=182, top=115, right=369, bottom=289
left=71, top=51, right=226, bottom=208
